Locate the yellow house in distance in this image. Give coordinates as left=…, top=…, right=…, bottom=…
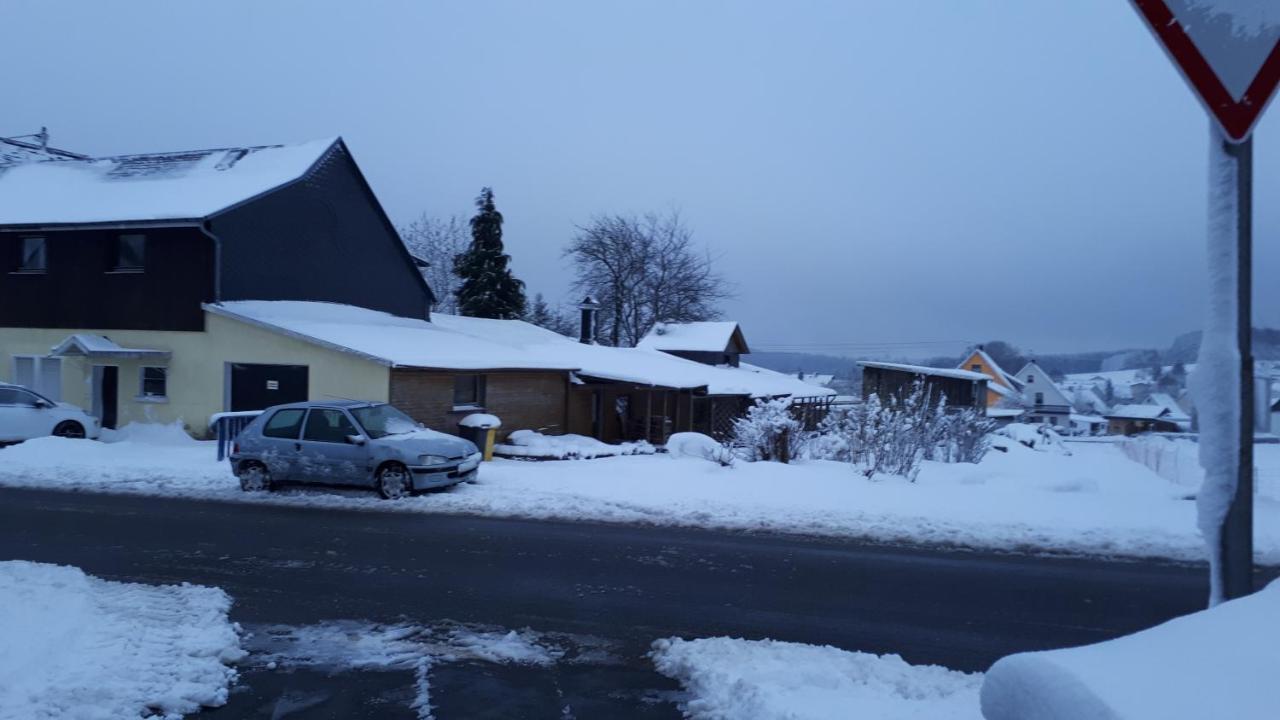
left=957, top=347, right=1023, bottom=408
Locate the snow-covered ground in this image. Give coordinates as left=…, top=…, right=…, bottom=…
left=982, top=578, right=1280, bottom=720
left=2, top=423, right=1278, bottom=563
left=651, top=637, right=982, bottom=720
left=0, top=560, right=244, bottom=720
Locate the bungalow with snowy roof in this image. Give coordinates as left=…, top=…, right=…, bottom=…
left=956, top=347, right=1023, bottom=408
left=1105, top=405, right=1182, bottom=436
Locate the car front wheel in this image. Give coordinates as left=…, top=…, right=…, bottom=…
left=377, top=463, right=411, bottom=500
left=239, top=462, right=272, bottom=492
left=52, top=421, right=85, bottom=439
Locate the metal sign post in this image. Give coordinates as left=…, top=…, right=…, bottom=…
left=1131, top=1, right=1280, bottom=601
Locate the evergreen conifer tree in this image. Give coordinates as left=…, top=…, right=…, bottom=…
left=454, top=188, right=526, bottom=319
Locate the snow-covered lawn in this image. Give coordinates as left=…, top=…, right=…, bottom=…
left=0, top=560, right=244, bottom=720
left=650, top=637, right=982, bottom=720
left=2, top=424, right=1278, bottom=563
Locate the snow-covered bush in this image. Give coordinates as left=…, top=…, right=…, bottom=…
left=806, top=383, right=995, bottom=478
left=494, top=430, right=655, bottom=460
left=666, top=432, right=735, bottom=467
left=995, top=423, right=1070, bottom=455
left=730, top=398, right=805, bottom=464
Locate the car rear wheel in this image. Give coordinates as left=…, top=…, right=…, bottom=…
left=239, top=461, right=272, bottom=492
left=52, top=421, right=85, bottom=439
left=377, top=463, right=411, bottom=500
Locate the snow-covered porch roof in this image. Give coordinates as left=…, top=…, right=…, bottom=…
left=49, top=334, right=171, bottom=360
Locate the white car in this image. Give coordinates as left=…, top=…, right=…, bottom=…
left=0, top=383, right=101, bottom=443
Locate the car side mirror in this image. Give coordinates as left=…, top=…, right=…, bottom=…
left=346, top=434, right=366, bottom=446
left=34, top=400, right=53, bottom=409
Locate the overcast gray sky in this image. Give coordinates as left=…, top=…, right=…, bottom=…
left=5, top=1, right=1279, bottom=358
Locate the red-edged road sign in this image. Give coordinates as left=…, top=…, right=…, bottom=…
left=1132, top=0, right=1280, bottom=141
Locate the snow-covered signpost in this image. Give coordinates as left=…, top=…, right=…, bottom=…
left=1131, top=0, right=1280, bottom=604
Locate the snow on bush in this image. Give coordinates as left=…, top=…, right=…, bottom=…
left=0, top=560, right=245, bottom=720
left=651, top=636, right=981, bottom=720
left=494, top=429, right=655, bottom=460
left=981, top=578, right=1280, bottom=720
left=666, top=432, right=735, bottom=466
left=100, top=420, right=200, bottom=446
left=730, top=397, right=805, bottom=463
left=808, top=384, right=994, bottom=479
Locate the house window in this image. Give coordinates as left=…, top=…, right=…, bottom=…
left=114, top=234, right=145, bottom=271
left=453, top=374, right=485, bottom=409
left=1026, top=375, right=1035, bottom=383
left=17, top=237, right=46, bottom=272
left=970, top=364, right=981, bottom=372
left=1034, top=392, right=1044, bottom=405
left=11, top=355, right=61, bottom=401
left=139, top=366, right=167, bottom=399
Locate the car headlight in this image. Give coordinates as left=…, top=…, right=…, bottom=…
left=419, top=455, right=449, bottom=466
left=468, top=451, right=482, bottom=462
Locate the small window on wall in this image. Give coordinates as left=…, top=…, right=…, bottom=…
left=114, top=234, right=145, bottom=271
left=139, top=366, right=167, bottom=399
left=17, top=237, right=46, bottom=272
left=453, top=374, right=485, bottom=409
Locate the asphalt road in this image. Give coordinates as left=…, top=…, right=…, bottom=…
left=1, top=486, right=1266, bottom=719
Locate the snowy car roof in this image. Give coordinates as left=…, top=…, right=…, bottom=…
left=207, top=301, right=835, bottom=399
left=0, top=137, right=338, bottom=226
left=636, top=321, right=748, bottom=353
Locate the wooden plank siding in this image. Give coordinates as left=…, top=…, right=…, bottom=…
left=389, top=368, right=569, bottom=441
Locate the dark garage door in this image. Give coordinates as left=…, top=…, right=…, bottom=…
left=230, top=364, right=309, bottom=412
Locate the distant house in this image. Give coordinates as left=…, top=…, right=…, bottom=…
left=1012, top=361, right=1073, bottom=428
left=1105, top=405, right=1181, bottom=436
left=859, top=361, right=987, bottom=410
left=1147, top=392, right=1192, bottom=431
left=636, top=321, right=749, bottom=367
left=957, top=347, right=1023, bottom=408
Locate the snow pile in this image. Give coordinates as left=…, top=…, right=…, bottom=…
left=665, top=432, right=733, bottom=465
left=995, top=423, right=1069, bottom=454
left=981, top=579, right=1280, bottom=720
left=651, top=637, right=981, bottom=720
left=458, top=413, right=501, bottom=429
left=494, top=429, right=656, bottom=460
left=0, top=560, right=244, bottom=720
left=101, top=420, right=202, bottom=446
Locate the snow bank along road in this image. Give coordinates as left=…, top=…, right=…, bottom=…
left=3, top=487, right=1275, bottom=719
left=4, top=428, right=1279, bottom=564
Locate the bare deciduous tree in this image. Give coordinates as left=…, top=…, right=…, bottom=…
left=399, top=213, right=467, bottom=314
left=564, top=212, right=730, bottom=346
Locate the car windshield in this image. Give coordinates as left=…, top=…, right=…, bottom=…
left=350, top=404, right=420, bottom=439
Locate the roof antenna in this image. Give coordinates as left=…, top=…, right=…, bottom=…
left=37, top=126, right=48, bottom=150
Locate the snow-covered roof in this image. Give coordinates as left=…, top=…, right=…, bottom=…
left=1106, top=404, right=1170, bottom=420
left=207, top=301, right=833, bottom=399
left=791, top=372, right=835, bottom=387
left=859, top=361, right=990, bottom=382
left=0, top=137, right=87, bottom=168
left=48, top=334, right=171, bottom=359
left=1148, top=393, right=1192, bottom=421
left=0, top=137, right=338, bottom=226
left=959, top=348, right=1019, bottom=389
left=636, top=321, right=748, bottom=354
left=987, top=408, right=1025, bottom=418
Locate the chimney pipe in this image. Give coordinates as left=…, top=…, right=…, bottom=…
left=577, top=295, right=600, bottom=344
left=37, top=126, right=48, bottom=150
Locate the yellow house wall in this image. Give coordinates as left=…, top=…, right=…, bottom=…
left=958, top=351, right=1012, bottom=408
left=0, top=313, right=389, bottom=437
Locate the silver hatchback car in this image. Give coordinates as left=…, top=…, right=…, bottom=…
left=229, top=400, right=481, bottom=499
